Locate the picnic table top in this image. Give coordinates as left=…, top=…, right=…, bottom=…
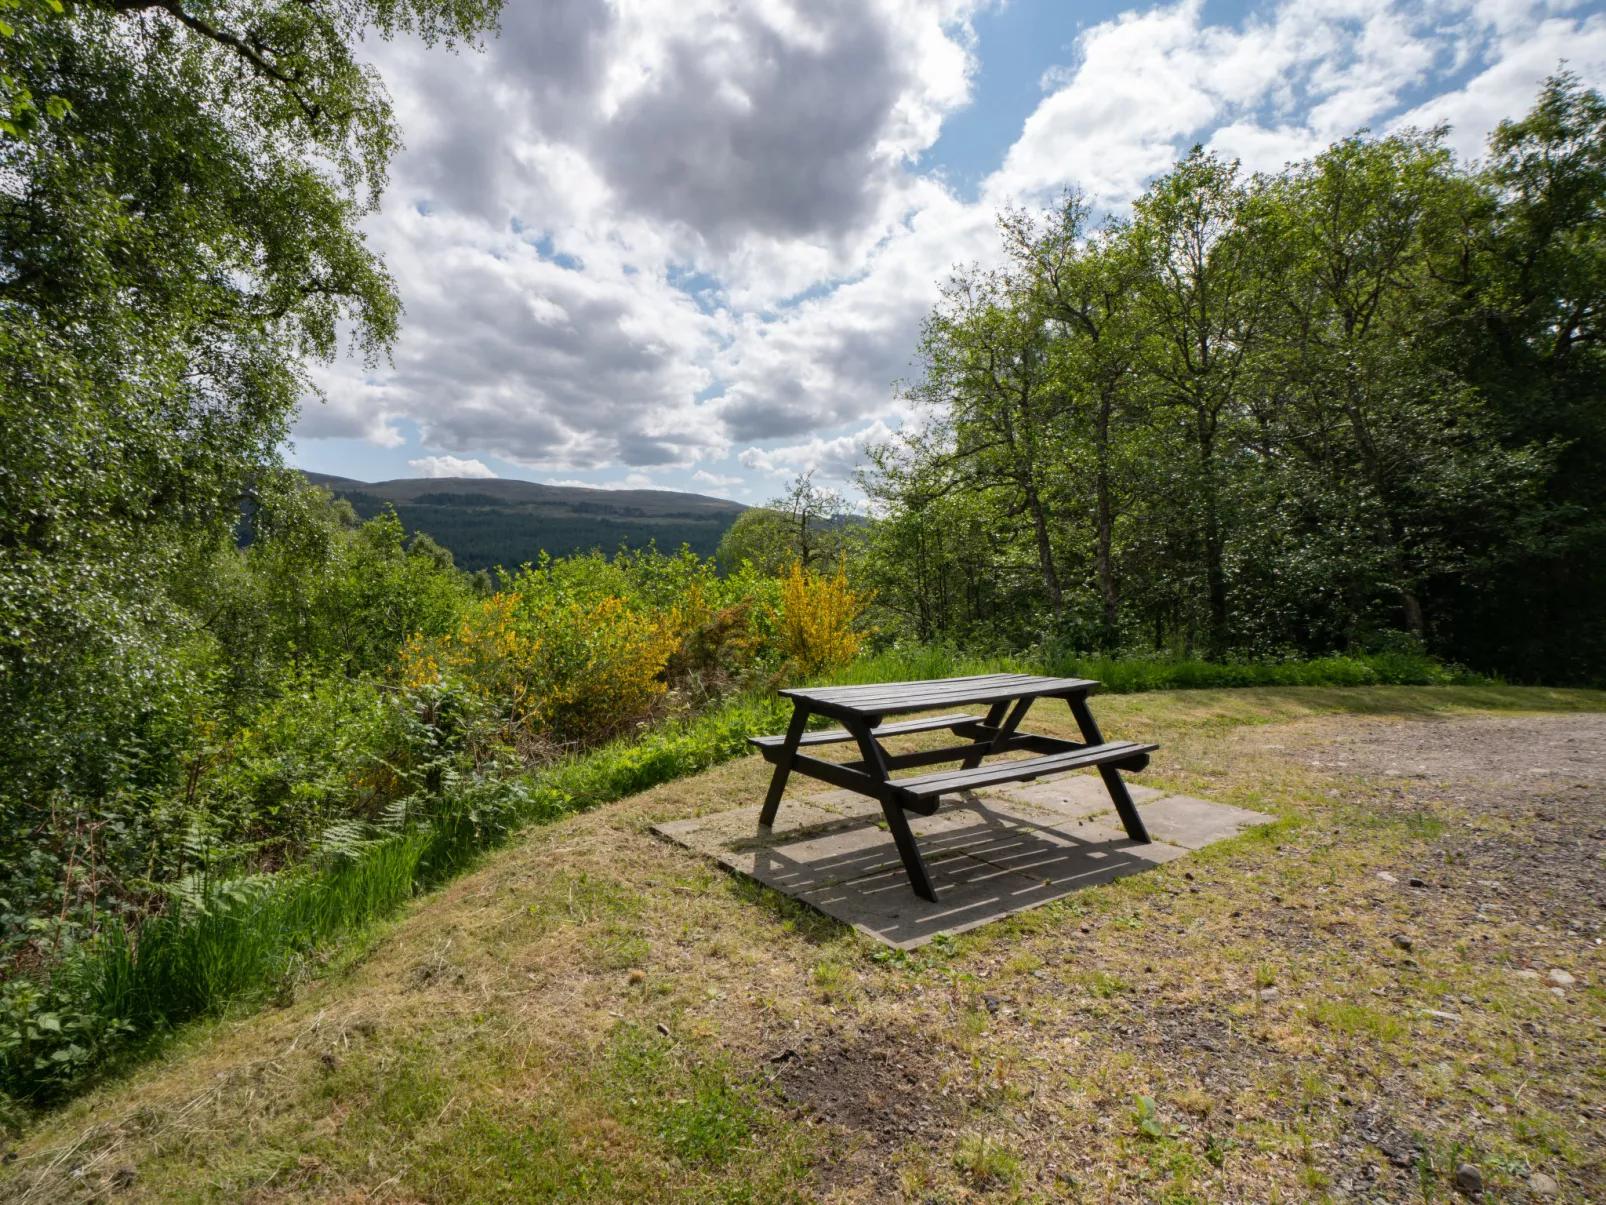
left=778, top=673, right=1099, bottom=716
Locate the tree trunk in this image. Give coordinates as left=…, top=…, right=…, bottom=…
left=1024, top=484, right=1064, bottom=613
left=1401, top=588, right=1424, bottom=638
left=1204, top=515, right=1228, bottom=661
left=1094, top=385, right=1119, bottom=647
left=1198, top=423, right=1229, bottom=661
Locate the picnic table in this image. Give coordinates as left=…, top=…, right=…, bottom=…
left=748, top=674, right=1157, bottom=903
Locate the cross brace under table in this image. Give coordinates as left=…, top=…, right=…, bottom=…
left=748, top=674, right=1159, bottom=903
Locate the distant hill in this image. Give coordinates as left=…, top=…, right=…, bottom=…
left=301, top=473, right=746, bottom=572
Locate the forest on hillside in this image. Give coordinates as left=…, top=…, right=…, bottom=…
left=309, top=475, right=745, bottom=569
left=0, top=0, right=1602, bottom=1114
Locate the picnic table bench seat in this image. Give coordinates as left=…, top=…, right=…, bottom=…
left=750, top=673, right=1158, bottom=903
left=893, top=739, right=1155, bottom=808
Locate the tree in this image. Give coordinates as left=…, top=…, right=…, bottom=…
left=1444, top=73, right=1606, bottom=679
left=1004, top=197, right=1150, bottom=647
left=906, top=266, right=1073, bottom=614
left=0, top=0, right=502, bottom=812
left=718, top=472, right=854, bottom=575
left=1127, top=150, right=1267, bottom=659
left=862, top=80, right=1604, bottom=680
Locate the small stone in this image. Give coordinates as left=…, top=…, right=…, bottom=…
left=1391, top=934, right=1414, bottom=952
left=1530, top=1171, right=1559, bottom=1197
left=1516, top=969, right=1542, bottom=980
left=1546, top=969, right=1576, bottom=987
left=1377, top=872, right=1398, bottom=884
left=656, top=1022, right=671, bottom=1037
left=1409, top=877, right=1428, bottom=888
left=1551, top=987, right=1566, bottom=999
left=1454, top=1162, right=1483, bottom=1196
left=1259, top=986, right=1279, bottom=1003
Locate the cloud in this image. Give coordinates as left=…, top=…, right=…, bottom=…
left=408, top=455, right=499, bottom=478
left=294, top=0, right=1606, bottom=500
left=544, top=472, right=683, bottom=491
left=990, top=0, right=1468, bottom=207
left=738, top=420, right=896, bottom=481
left=692, top=469, right=745, bottom=488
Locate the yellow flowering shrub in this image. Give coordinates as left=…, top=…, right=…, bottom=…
left=772, top=560, right=872, bottom=677
left=400, top=587, right=681, bottom=747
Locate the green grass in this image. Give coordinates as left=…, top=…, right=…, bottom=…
left=0, top=650, right=1545, bottom=1112
left=821, top=645, right=1489, bottom=693
left=0, top=691, right=794, bottom=1109
left=952, top=1132, right=1023, bottom=1188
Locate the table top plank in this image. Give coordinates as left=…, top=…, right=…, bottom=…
left=781, top=675, right=1098, bottom=717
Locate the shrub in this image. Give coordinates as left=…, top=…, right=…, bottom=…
left=771, top=560, right=872, bottom=677
left=403, top=578, right=681, bottom=749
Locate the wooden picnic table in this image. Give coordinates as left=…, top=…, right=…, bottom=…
left=748, top=674, right=1157, bottom=903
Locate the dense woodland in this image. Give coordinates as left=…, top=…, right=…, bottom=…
left=854, top=93, right=1606, bottom=683
left=0, top=0, right=1601, bottom=1112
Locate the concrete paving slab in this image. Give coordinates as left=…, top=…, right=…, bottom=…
left=986, top=771, right=1165, bottom=816
left=650, top=771, right=1272, bottom=949
left=1137, top=794, right=1274, bottom=849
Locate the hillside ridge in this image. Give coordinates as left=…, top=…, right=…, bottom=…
left=299, top=472, right=746, bottom=572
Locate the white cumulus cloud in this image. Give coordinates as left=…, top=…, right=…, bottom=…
left=407, top=455, right=500, bottom=479
left=294, top=0, right=1606, bottom=500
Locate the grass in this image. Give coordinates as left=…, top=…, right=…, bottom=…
left=7, top=670, right=1601, bottom=1149
left=2, top=683, right=1602, bottom=1204
left=820, top=644, right=1489, bottom=693
left=0, top=691, right=794, bottom=1109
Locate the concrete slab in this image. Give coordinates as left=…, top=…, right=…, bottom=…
left=989, top=772, right=1165, bottom=817
left=1136, top=794, right=1274, bottom=849
left=651, top=771, right=1272, bottom=949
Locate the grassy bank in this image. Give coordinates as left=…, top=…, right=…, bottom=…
left=4, top=685, right=1601, bottom=1204
left=0, top=690, right=793, bottom=1111
left=0, top=649, right=1496, bottom=1112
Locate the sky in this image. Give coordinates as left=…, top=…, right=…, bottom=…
left=286, top=0, right=1606, bottom=502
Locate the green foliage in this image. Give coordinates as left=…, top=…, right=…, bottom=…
left=0, top=680, right=789, bottom=1106
left=0, top=0, right=503, bottom=1105
left=1134, top=1094, right=1166, bottom=1139
left=716, top=471, right=862, bottom=576
left=334, top=491, right=741, bottom=571
left=862, top=77, right=1606, bottom=684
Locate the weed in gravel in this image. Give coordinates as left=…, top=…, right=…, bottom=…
left=952, top=1132, right=1021, bottom=1188
left=1087, top=970, right=1129, bottom=997
left=1311, top=998, right=1406, bottom=1042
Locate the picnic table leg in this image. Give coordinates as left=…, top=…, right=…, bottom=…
left=960, top=700, right=1010, bottom=769
left=844, top=716, right=940, bottom=903
left=759, top=702, right=810, bottom=827
left=1066, top=694, right=1152, bottom=844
